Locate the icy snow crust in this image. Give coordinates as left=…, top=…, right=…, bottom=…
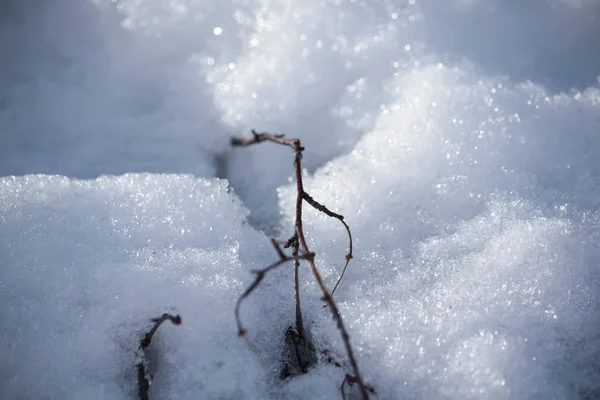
left=278, top=66, right=600, bottom=399
left=0, top=175, right=273, bottom=399
left=1, top=0, right=600, bottom=399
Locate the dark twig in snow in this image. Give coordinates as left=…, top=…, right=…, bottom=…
left=271, top=238, right=288, bottom=260
left=341, top=374, right=377, bottom=400
left=232, top=130, right=368, bottom=399
left=301, top=191, right=353, bottom=296
left=234, top=241, right=315, bottom=361
left=233, top=130, right=353, bottom=297
left=280, top=233, right=307, bottom=339
left=234, top=241, right=314, bottom=337
left=137, top=313, right=182, bottom=400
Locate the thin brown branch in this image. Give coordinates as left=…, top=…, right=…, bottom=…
left=137, top=313, right=182, bottom=400
left=231, top=129, right=295, bottom=148
left=302, top=191, right=353, bottom=297
left=232, top=130, right=369, bottom=399
left=304, top=254, right=368, bottom=400
left=302, top=191, right=345, bottom=220
left=291, top=236, right=305, bottom=339
left=271, top=238, right=287, bottom=260
left=235, top=252, right=314, bottom=338
left=234, top=251, right=315, bottom=372
left=232, top=130, right=354, bottom=295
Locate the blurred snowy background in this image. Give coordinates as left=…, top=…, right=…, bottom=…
left=1, top=0, right=599, bottom=399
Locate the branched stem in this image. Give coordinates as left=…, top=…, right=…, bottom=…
left=232, top=130, right=368, bottom=400
left=234, top=246, right=315, bottom=359
left=302, top=192, right=353, bottom=296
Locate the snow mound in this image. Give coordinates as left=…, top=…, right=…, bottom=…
left=278, top=64, right=600, bottom=399
left=0, top=174, right=276, bottom=399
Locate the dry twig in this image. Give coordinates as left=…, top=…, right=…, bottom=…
left=137, top=313, right=182, bottom=400
left=232, top=130, right=369, bottom=400
left=234, top=241, right=314, bottom=339
left=341, top=374, right=376, bottom=400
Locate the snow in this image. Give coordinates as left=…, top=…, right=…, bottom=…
left=0, top=175, right=273, bottom=399
left=279, top=65, right=600, bottom=399
left=1, top=0, right=599, bottom=399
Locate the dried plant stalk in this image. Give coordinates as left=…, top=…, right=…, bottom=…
left=232, top=130, right=369, bottom=400
left=137, top=313, right=182, bottom=400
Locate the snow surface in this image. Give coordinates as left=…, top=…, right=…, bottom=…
left=1, top=0, right=600, bottom=399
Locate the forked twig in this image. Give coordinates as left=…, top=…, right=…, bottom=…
left=232, top=130, right=368, bottom=400
left=234, top=130, right=353, bottom=296
left=234, top=238, right=315, bottom=363
left=301, top=192, right=353, bottom=296
left=234, top=245, right=315, bottom=337
left=137, top=313, right=182, bottom=400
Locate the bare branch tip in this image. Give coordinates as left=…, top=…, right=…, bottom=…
left=271, top=238, right=287, bottom=260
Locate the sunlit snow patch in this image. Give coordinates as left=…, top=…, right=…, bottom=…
left=279, top=64, right=600, bottom=399
left=0, top=174, right=273, bottom=399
